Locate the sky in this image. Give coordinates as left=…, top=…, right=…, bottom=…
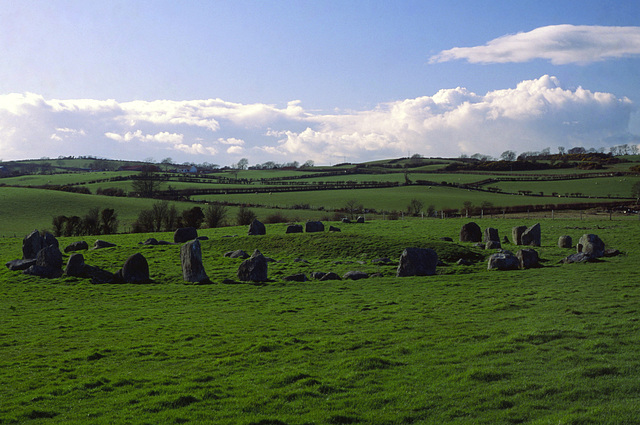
left=1, top=0, right=640, bottom=166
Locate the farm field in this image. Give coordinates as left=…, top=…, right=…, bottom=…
left=490, top=176, right=640, bottom=198
left=0, top=187, right=325, bottom=237
left=192, top=185, right=622, bottom=213
left=1, top=218, right=640, bottom=424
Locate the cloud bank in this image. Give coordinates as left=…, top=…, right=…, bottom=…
left=0, top=76, right=637, bottom=165
left=430, top=25, right=640, bottom=64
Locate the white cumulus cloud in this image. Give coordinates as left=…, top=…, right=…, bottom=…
left=430, top=25, right=640, bottom=65
left=0, top=76, right=637, bottom=164
left=217, top=137, right=245, bottom=145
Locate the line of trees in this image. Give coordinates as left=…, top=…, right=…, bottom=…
left=131, top=202, right=231, bottom=233
left=51, top=208, right=118, bottom=237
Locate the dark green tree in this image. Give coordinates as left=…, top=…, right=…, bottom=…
left=182, top=207, right=205, bottom=229
left=131, top=165, right=164, bottom=197
left=204, top=204, right=227, bottom=228
left=237, top=206, right=257, bottom=225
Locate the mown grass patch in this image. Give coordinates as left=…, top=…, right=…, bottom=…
left=1, top=218, right=640, bottom=424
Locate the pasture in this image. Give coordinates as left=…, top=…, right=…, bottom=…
left=2, top=217, right=640, bottom=424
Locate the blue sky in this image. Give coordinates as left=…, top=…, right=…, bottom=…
left=1, top=0, right=639, bottom=165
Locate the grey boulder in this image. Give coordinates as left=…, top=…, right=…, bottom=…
left=396, top=247, right=438, bottom=277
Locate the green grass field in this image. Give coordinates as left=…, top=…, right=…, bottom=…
left=193, top=185, right=621, bottom=214
left=0, top=187, right=332, bottom=237
left=491, top=176, right=640, bottom=198
left=1, top=218, right=640, bottom=424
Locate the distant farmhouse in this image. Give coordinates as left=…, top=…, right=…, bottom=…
left=176, top=165, right=198, bottom=174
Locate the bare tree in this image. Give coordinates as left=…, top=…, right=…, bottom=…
left=235, top=158, right=249, bottom=170
left=131, top=166, right=164, bottom=197
left=500, top=150, right=517, bottom=161
left=344, top=199, right=363, bottom=220
left=407, top=199, right=424, bottom=216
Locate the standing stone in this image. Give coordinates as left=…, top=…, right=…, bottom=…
left=42, top=232, right=59, bottom=249
left=521, top=223, right=541, bottom=246
left=181, top=239, right=209, bottom=283
left=22, top=230, right=43, bottom=259
left=577, top=234, right=605, bottom=258
left=483, top=228, right=499, bottom=243
left=65, top=253, right=86, bottom=277
left=516, top=248, right=539, bottom=269
left=286, top=224, right=303, bottom=234
left=224, top=249, right=249, bottom=259
left=396, top=247, right=438, bottom=277
left=119, top=253, right=150, bottom=283
left=36, top=244, right=63, bottom=270
left=343, top=271, right=369, bottom=280
left=305, top=221, right=325, bottom=233
left=93, top=240, right=117, bottom=249
left=485, top=240, right=501, bottom=250
left=5, top=259, right=36, bottom=271
left=248, top=219, right=266, bottom=236
left=512, top=226, right=527, bottom=246
left=341, top=217, right=351, bottom=223
left=356, top=216, right=365, bottom=223
left=319, top=272, right=341, bottom=281
left=23, top=244, right=64, bottom=278
left=460, top=222, right=482, bottom=242
left=174, top=227, right=198, bottom=243
left=487, top=251, right=520, bottom=271
left=64, top=241, right=89, bottom=252
left=237, top=250, right=268, bottom=282
left=558, top=235, right=573, bottom=249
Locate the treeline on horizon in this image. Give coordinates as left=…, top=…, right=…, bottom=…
left=1, top=143, right=639, bottom=176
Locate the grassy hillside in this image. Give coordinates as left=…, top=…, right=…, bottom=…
left=0, top=187, right=327, bottom=237
left=192, top=185, right=623, bottom=213
left=1, top=218, right=639, bottom=424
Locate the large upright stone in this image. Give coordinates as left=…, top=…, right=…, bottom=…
left=558, top=235, right=573, bottom=249
left=483, top=228, right=499, bottom=243
left=248, top=219, right=266, bottom=236
left=485, top=240, right=501, bottom=250
left=22, top=230, right=43, bottom=259
left=64, top=241, right=89, bottom=253
left=174, top=227, right=198, bottom=243
left=286, top=224, right=303, bottom=234
left=119, top=253, right=150, bottom=283
left=42, top=232, right=59, bottom=249
left=36, top=244, right=63, bottom=270
left=23, top=244, right=64, bottom=278
left=305, top=221, right=325, bottom=233
left=237, top=250, right=268, bottom=282
left=577, top=234, right=605, bottom=258
left=65, top=253, right=86, bottom=276
left=512, top=226, right=527, bottom=246
left=460, top=222, right=482, bottom=242
left=521, top=223, right=541, bottom=247
left=396, top=247, right=438, bottom=277
left=516, top=248, right=539, bottom=269
left=181, top=239, right=209, bottom=283
left=487, top=250, right=520, bottom=271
